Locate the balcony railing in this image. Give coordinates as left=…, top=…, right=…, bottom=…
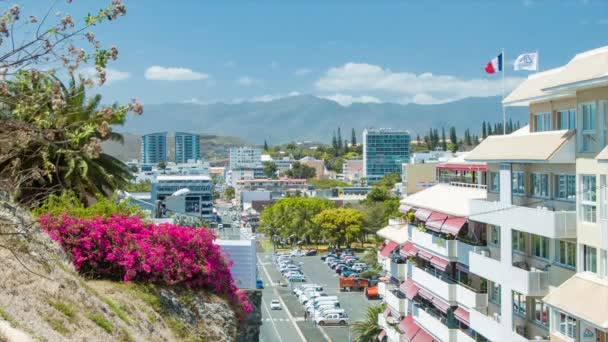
left=449, top=181, right=487, bottom=190
left=386, top=289, right=407, bottom=316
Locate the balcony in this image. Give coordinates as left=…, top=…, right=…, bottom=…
left=469, top=307, right=506, bottom=342
left=471, top=199, right=576, bottom=239
left=412, top=266, right=457, bottom=305
left=411, top=304, right=452, bottom=342
left=410, top=226, right=478, bottom=264
left=469, top=250, right=549, bottom=296
left=378, top=313, right=402, bottom=342
left=456, top=283, right=488, bottom=311
left=378, top=281, right=387, bottom=299
left=386, top=289, right=407, bottom=317
left=390, top=258, right=408, bottom=281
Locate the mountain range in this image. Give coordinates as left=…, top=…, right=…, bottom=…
left=116, top=95, right=528, bottom=145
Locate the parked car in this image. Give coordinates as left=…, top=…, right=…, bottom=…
left=270, top=299, right=281, bottom=310
left=305, top=250, right=317, bottom=256
left=316, top=313, right=349, bottom=326
left=288, top=274, right=306, bottom=282
left=256, top=280, right=264, bottom=289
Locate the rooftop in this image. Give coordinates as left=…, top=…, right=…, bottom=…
left=400, top=183, right=486, bottom=217
left=156, top=175, right=211, bottom=181
left=236, top=178, right=307, bottom=184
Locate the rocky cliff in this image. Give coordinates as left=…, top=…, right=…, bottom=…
left=0, top=199, right=257, bottom=342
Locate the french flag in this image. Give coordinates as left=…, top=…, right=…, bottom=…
left=485, top=53, right=503, bottom=74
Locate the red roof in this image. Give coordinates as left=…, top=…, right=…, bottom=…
left=430, top=256, right=450, bottom=272
left=454, top=307, right=470, bottom=326
left=418, top=250, right=434, bottom=261
left=436, top=163, right=486, bottom=172
left=398, top=315, right=421, bottom=340
left=411, top=328, right=437, bottom=342
left=414, top=208, right=432, bottom=221
left=379, top=241, right=399, bottom=258
left=441, top=217, right=467, bottom=235
left=431, top=297, right=451, bottom=313
left=400, top=242, right=419, bottom=258
left=400, top=278, right=420, bottom=300
left=425, top=212, right=447, bottom=232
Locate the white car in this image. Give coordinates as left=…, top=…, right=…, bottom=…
left=270, top=299, right=281, bottom=310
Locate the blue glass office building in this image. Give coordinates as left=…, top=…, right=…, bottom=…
left=175, top=132, right=201, bottom=164
left=362, top=128, right=411, bottom=184
left=141, top=132, right=168, bottom=164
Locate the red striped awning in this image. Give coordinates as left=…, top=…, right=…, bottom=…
left=377, top=329, right=387, bottom=341
left=400, top=278, right=420, bottom=300
left=431, top=297, right=451, bottom=313
left=436, top=163, right=487, bottom=172
left=454, top=307, right=470, bottom=326
left=398, top=315, right=421, bottom=340
left=399, top=204, right=412, bottom=213
left=418, top=288, right=434, bottom=301
left=383, top=307, right=392, bottom=318
left=411, top=328, right=436, bottom=342
left=441, top=217, right=467, bottom=236
left=379, top=241, right=398, bottom=257
left=418, top=250, right=434, bottom=261
left=414, top=208, right=432, bottom=221
left=430, top=256, right=450, bottom=272
left=400, top=242, right=419, bottom=258
left=425, top=212, right=447, bottom=232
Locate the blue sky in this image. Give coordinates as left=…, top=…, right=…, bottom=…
left=24, top=0, right=608, bottom=106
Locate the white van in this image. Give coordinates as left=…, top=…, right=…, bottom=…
left=294, top=284, right=322, bottom=295
left=307, top=296, right=338, bottom=307
left=317, top=308, right=345, bottom=317
left=306, top=298, right=338, bottom=311
left=308, top=301, right=339, bottom=314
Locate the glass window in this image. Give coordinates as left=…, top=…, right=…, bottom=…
left=532, top=299, right=549, bottom=327
left=555, top=175, right=576, bottom=201
left=512, top=171, right=525, bottom=195
left=555, top=240, right=576, bottom=269
left=512, top=291, right=526, bottom=316
left=559, top=312, right=577, bottom=338
left=531, top=173, right=549, bottom=198
left=581, top=175, right=597, bottom=223
left=581, top=103, right=597, bottom=152
left=558, top=109, right=576, bottom=130
left=584, top=245, right=598, bottom=273
left=531, top=234, right=549, bottom=260
left=489, top=225, right=500, bottom=246
left=512, top=230, right=526, bottom=253
left=490, top=282, right=501, bottom=305
left=489, top=172, right=500, bottom=193
left=535, top=112, right=551, bottom=132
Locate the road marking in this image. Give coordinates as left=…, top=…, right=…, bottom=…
left=261, top=296, right=284, bottom=342
left=258, top=255, right=308, bottom=342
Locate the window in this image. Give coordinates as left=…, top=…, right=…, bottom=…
left=512, top=230, right=526, bottom=253
left=512, top=171, right=525, bottom=195
left=489, top=225, right=500, bottom=246
left=531, top=173, right=549, bottom=198
left=584, top=245, right=598, bottom=273
left=581, top=103, right=597, bottom=152
left=555, top=175, right=576, bottom=201
left=601, top=250, right=608, bottom=279
left=531, top=234, right=549, bottom=260
left=558, top=109, right=576, bottom=130
left=580, top=175, right=597, bottom=223
left=534, top=112, right=551, bottom=132
left=512, top=291, right=526, bottom=316
left=532, top=299, right=549, bottom=327
left=558, top=312, right=577, bottom=338
left=489, top=172, right=500, bottom=193
left=555, top=240, right=576, bottom=269
left=490, top=282, right=501, bottom=305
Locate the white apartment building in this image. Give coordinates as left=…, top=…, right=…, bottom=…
left=377, top=46, right=608, bottom=342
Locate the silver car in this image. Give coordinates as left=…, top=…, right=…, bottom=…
left=315, top=312, right=349, bottom=326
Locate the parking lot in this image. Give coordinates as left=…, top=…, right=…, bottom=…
left=258, top=251, right=377, bottom=342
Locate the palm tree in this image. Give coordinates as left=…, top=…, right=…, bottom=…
left=0, top=70, right=133, bottom=206
left=352, top=304, right=385, bottom=342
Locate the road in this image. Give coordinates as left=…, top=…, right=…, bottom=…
left=258, top=252, right=377, bottom=342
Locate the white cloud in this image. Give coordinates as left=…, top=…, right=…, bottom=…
left=237, top=76, right=261, bottom=86
left=182, top=97, right=213, bottom=105
left=315, top=62, right=524, bottom=104
left=319, top=94, right=381, bottom=106
left=81, top=67, right=131, bottom=84
left=144, top=65, right=209, bottom=81
left=294, top=68, right=312, bottom=76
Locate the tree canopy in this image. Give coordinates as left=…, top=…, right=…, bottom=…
left=284, top=161, right=316, bottom=179
left=313, top=208, right=364, bottom=248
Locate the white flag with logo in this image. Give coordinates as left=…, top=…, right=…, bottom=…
left=514, top=52, right=538, bottom=71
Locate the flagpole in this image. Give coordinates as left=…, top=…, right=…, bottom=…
left=502, top=48, right=506, bottom=135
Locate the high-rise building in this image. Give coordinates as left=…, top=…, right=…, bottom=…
left=174, top=132, right=200, bottom=164
left=376, top=46, right=608, bottom=342
left=229, top=146, right=264, bottom=179
left=363, top=128, right=411, bottom=184
left=141, top=132, right=167, bottom=164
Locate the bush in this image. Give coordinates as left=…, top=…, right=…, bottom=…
left=33, top=191, right=142, bottom=219
left=39, top=214, right=251, bottom=317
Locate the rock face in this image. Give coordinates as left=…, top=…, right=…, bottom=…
left=0, top=199, right=241, bottom=342
left=236, top=290, right=262, bottom=342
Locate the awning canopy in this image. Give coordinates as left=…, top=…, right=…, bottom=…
left=379, top=241, right=398, bottom=258
left=399, top=204, right=413, bottom=213
left=441, top=217, right=467, bottom=236
left=400, top=242, right=419, bottom=258
left=400, top=278, right=420, bottom=300
left=418, top=288, right=434, bottom=301
left=418, top=250, right=434, bottom=261
left=414, top=208, right=432, bottom=221
left=430, top=256, right=450, bottom=272
left=411, top=328, right=436, bottom=342
left=377, top=225, right=408, bottom=245
left=432, top=297, right=451, bottom=313
left=436, top=163, right=487, bottom=172
left=455, top=263, right=469, bottom=272
left=377, top=329, right=387, bottom=341
left=543, top=274, right=608, bottom=329
left=425, top=212, right=447, bottom=232
left=398, top=315, right=421, bottom=340
left=454, top=307, right=470, bottom=326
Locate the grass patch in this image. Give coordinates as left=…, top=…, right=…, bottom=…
left=87, top=313, right=113, bottom=334
left=118, top=328, right=135, bottom=342
left=0, top=308, right=11, bottom=322
left=166, top=317, right=189, bottom=338
left=128, top=284, right=161, bottom=312
left=43, top=314, right=70, bottom=335
left=47, top=299, right=76, bottom=322
left=102, top=298, right=131, bottom=325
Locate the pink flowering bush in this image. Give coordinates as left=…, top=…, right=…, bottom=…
left=39, top=214, right=252, bottom=316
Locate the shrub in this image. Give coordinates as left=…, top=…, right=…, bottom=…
left=39, top=214, right=251, bottom=317
left=33, top=191, right=142, bottom=219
